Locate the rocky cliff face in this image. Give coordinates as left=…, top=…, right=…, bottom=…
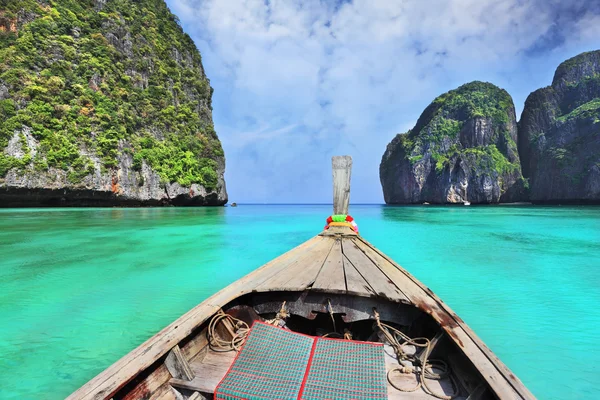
left=0, top=0, right=227, bottom=206
left=380, top=82, right=525, bottom=204
left=518, top=50, right=600, bottom=203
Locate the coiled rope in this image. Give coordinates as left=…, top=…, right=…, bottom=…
left=374, top=309, right=459, bottom=400
left=208, top=303, right=289, bottom=352
left=207, top=310, right=250, bottom=352
left=208, top=306, right=457, bottom=399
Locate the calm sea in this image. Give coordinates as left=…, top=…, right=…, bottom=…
left=0, top=205, right=599, bottom=399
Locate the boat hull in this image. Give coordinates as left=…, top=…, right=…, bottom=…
left=67, top=232, right=534, bottom=400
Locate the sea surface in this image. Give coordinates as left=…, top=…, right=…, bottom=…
left=0, top=205, right=599, bottom=399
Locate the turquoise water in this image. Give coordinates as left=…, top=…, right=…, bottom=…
left=0, top=205, right=599, bottom=399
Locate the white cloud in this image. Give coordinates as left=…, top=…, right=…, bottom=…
left=575, top=13, right=600, bottom=42
left=166, top=0, right=600, bottom=203
left=224, top=123, right=299, bottom=148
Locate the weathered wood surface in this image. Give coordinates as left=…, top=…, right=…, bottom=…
left=312, top=239, right=346, bottom=293
left=319, top=224, right=358, bottom=236
left=120, top=331, right=207, bottom=400
left=120, top=364, right=171, bottom=400
left=69, top=232, right=533, bottom=400
left=148, top=385, right=179, bottom=400
left=332, top=156, right=352, bottom=215
left=165, top=345, right=194, bottom=381
left=171, top=349, right=236, bottom=394
left=342, top=254, right=374, bottom=296
left=255, top=237, right=334, bottom=291
left=342, top=239, right=409, bottom=302
left=187, top=392, right=204, bottom=400
left=180, top=328, right=209, bottom=362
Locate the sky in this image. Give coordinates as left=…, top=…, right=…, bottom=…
left=165, top=0, right=600, bottom=204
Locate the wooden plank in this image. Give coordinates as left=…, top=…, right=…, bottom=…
left=67, top=236, right=324, bottom=400
left=165, top=345, right=194, bottom=381
left=332, top=156, right=352, bottom=215
left=353, top=236, right=534, bottom=399
left=170, top=378, right=208, bottom=394
left=171, top=348, right=236, bottom=394
left=312, top=239, right=346, bottom=293
left=343, top=254, right=375, bottom=297
left=188, top=392, right=204, bottom=400
left=180, top=328, right=208, bottom=362
left=254, top=237, right=334, bottom=291
left=277, top=238, right=334, bottom=289
left=121, top=365, right=171, bottom=400
left=195, top=348, right=237, bottom=371
left=319, top=225, right=357, bottom=237
left=342, top=238, right=409, bottom=302
left=148, top=385, right=179, bottom=400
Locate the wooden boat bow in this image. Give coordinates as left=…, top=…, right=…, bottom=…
left=67, top=156, right=535, bottom=400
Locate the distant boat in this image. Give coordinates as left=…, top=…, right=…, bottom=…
left=231, top=202, right=237, bottom=207
left=464, top=201, right=471, bottom=206
left=67, top=156, right=533, bottom=400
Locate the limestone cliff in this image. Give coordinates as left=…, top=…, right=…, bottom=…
left=518, top=50, right=600, bottom=203
left=0, top=0, right=227, bottom=206
left=380, top=82, right=526, bottom=204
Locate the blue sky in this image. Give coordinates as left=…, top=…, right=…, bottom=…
left=165, top=0, right=600, bottom=204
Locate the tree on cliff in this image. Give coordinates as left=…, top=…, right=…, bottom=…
left=380, top=81, right=525, bottom=204
left=519, top=50, right=600, bottom=203
left=0, top=0, right=227, bottom=206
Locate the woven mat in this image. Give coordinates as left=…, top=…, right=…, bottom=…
left=215, top=321, right=387, bottom=400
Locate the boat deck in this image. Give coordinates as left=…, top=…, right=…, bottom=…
left=255, top=232, right=410, bottom=301
left=170, top=345, right=464, bottom=400
left=67, top=230, right=533, bottom=400
left=220, top=230, right=530, bottom=399
left=66, top=156, right=533, bottom=400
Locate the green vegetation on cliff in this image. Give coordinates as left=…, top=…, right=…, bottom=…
left=0, top=0, right=223, bottom=190
left=380, top=81, right=525, bottom=204
left=557, top=98, right=600, bottom=123
left=517, top=50, right=600, bottom=202
left=428, top=81, right=513, bottom=127
left=408, top=81, right=520, bottom=176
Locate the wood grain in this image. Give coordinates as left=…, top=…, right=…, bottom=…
left=256, top=237, right=334, bottom=291
left=120, top=365, right=170, bottom=400
left=187, top=392, right=204, bottom=400
left=342, top=238, right=409, bottom=302
left=342, top=254, right=374, bottom=297
left=148, top=385, right=179, bottom=400
left=171, top=348, right=236, bottom=394
left=165, top=345, right=194, bottom=381
left=332, top=156, right=352, bottom=215
left=312, top=239, right=346, bottom=293
left=180, top=328, right=208, bottom=362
